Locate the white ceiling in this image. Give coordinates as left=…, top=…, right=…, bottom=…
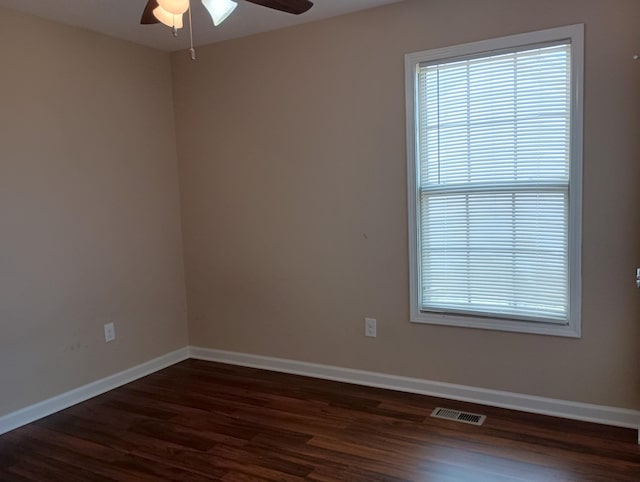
left=0, top=0, right=404, bottom=52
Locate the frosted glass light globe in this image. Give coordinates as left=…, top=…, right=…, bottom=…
left=202, top=0, right=237, bottom=26
left=153, top=6, right=184, bottom=28
left=157, top=0, right=190, bottom=15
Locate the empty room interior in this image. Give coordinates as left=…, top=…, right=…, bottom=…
left=1, top=0, right=639, bottom=480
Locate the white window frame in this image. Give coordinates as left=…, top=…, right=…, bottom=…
left=405, top=25, right=583, bottom=337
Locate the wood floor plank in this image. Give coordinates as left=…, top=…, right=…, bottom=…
left=1, top=359, right=638, bottom=481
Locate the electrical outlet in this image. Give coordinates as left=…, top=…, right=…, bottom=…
left=104, top=322, right=116, bottom=343
left=365, top=318, right=377, bottom=337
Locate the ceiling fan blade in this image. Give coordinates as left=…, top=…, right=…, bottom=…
left=244, top=0, right=313, bottom=15
left=141, top=0, right=161, bottom=24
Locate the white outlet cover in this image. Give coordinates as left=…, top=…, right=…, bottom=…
left=365, top=318, right=377, bottom=337
left=104, top=322, right=116, bottom=342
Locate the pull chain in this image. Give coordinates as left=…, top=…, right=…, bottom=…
left=188, top=2, right=196, bottom=60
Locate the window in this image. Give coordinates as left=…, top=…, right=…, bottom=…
left=405, top=25, right=583, bottom=337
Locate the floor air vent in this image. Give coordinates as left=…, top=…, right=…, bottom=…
left=431, top=407, right=486, bottom=426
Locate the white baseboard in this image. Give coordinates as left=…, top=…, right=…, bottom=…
left=189, top=346, right=640, bottom=440
left=2, top=345, right=638, bottom=443
left=0, top=347, right=190, bottom=436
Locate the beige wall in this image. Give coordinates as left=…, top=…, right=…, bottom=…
left=173, top=0, right=640, bottom=409
left=0, top=9, right=188, bottom=416
left=1, top=0, right=638, bottom=418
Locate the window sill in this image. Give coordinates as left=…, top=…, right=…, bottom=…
left=410, top=310, right=581, bottom=338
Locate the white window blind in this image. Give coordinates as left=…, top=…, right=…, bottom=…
left=416, top=42, right=573, bottom=324
left=406, top=26, right=583, bottom=336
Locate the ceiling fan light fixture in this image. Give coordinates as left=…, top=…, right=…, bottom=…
left=153, top=6, right=184, bottom=28
left=202, top=0, right=238, bottom=26
left=157, top=0, right=190, bottom=15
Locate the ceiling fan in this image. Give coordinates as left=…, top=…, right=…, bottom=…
left=141, top=0, right=313, bottom=58
left=141, top=0, right=314, bottom=29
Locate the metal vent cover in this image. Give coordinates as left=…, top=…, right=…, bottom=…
left=431, top=407, right=486, bottom=426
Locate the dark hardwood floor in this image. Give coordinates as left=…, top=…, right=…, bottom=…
left=0, top=359, right=638, bottom=481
